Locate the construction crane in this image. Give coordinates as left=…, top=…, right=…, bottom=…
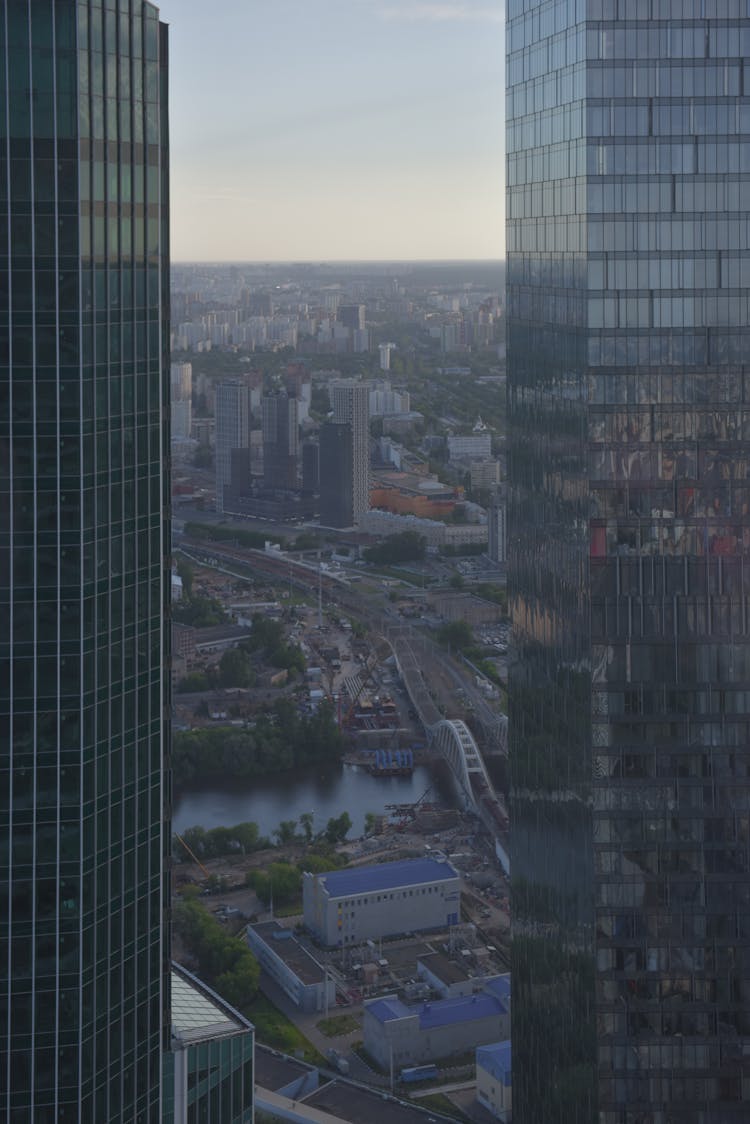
left=174, top=833, right=211, bottom=879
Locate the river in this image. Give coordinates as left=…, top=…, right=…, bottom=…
left=172, top=761, right=452, bottom=840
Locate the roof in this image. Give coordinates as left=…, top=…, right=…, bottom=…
left=417, top=990, right=507, bottom=1030
left=171, top=963, right=252, bottom=1045
left=304, top=1079, right=454, bottom=1124
left=365, top=997, right=412, bottom=1024
left=249, top=921, right=327, bottom=986
left=366, top=983, right=508, bottom=1031
left=476, top=1040, right=512, bottom=1086
left=484, top=974, right=511, bottom=1003
left=255, top=1046, right=315, bottom=1093
left=316, top=858, right=459, bottom=899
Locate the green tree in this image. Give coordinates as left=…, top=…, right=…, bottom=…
left=363, top=531, right=426, bottom=565
left=437, top=619, right=474, bottom=652
left=176, top=557, right=194, bottom=597
left=364, top=812, right=378, bottom=836
left=247, top=862, right=301, bottom=906
left=274, top=819, right=298, bottom=846
left=219, top=647, right=256, bottom=688
left=324, top=811, right=352, bottom=845
left=299, top=812, right=314, bottom=844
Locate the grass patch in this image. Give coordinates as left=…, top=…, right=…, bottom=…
left=316, top=1014, right=360, bottom=1038
left=244, top=993, right=325, bottom=1066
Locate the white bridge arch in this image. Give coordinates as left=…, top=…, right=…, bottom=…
left=428, top=718, right=495, bottom=813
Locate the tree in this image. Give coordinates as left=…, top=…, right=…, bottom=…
left=273, top=820, right=298, bottom=847
left=215, top=956, right=260, bottom=1011
left=364, top=812, right=378, bottom=836
left=176, top=557, right=194, bottom=597
left=219, top=647, right=255, bottom=688
left=299, top=812, right=314, bottom=844
left=324, top=811, right=352, bottom=845
left=363, top=531, right=426, bottom=566
left=437, top=619, right=474, bottom=652
left=176, top=671, right=213, bottom=694
left=247, top=863, right=301, bottom=906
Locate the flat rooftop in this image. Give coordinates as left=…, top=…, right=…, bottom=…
left=251, top=920, right=326, bottom=985
left=366, top=979, right=509, bottom=1031
left=305, top=1079, right=453, bottom=1124
left=255, top=1046, right=315, bottom=1093
left=315, top=857, right=459, bottom=899
left=419, top=950, right=475, bottom=986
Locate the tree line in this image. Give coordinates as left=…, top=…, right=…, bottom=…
left=172, top=698, right=342, bottom=785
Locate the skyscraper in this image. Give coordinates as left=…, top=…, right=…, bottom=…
left=330, top=380, right=369, bottom=524
left=508, top=5, right=750, bottom=1122
left=261, top=389, right=299, bottom=490
left=319, top=422, right=353, bottom=529
left=215, top=381, right=250, bottom=513
left=0, top=1, right=170, bottom=1120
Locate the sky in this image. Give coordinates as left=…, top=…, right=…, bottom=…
left=156, top=0, right=505, bottom=261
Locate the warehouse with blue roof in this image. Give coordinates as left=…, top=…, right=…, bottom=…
left=362, top=974, right=510, bottom=1070
left=302, top=857, right=461, bottom=946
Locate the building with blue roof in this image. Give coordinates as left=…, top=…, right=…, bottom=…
left=302, top=858, right=461, bottom=946
left=476, top=1041, right=512, bottom=1121
left=362, top=975, right=510, bottom=1071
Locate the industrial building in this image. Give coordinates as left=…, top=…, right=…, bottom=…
left=476, top=1041, right=512, bottom=1122
left=363, top=976, right=510, bottom=1071
left=303, top=858, right=461, bottom=946
left=246, top=921, right=336, bottom=1013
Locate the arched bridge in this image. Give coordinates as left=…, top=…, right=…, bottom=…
left=428, top=718, right=509, bottom=838
left=391, top=639, right=509, bottom=867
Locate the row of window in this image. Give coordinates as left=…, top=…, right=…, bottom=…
left=336, top=885, right=444, bottom=909
left=586, top=329, right=750, bottom=368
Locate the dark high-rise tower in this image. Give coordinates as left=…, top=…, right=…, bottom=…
left=262, top=389, right=299, bottom=490
left=507, top=4, right=750, bottom=1122
left=0, top=2, right=170, bottom=1120
left=319, top=422, right=353, bottom=529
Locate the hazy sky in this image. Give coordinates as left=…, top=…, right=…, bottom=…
left=156, top=0, right=505, bottom=261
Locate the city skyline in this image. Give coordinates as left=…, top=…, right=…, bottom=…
left=156, top=0, right=505, bottom=262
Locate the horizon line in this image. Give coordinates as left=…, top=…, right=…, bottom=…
left=171, top=257, right=506, bottom=266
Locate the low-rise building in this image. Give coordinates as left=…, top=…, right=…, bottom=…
left=476, top=1041, right=512, bottom=1121
left=303, top=858, right=461, bottom=947
left=363, top=976, right=510, bottom=1071
left=246, top=920, right=336, bottom=1013
left=164, top=963, right=254, bottom=1124
left=417, top=951, right=501, bottom=999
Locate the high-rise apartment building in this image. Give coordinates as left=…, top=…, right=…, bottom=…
left=330, top=380, right=369, bottom=524
left=507, top=4, right=750, bottom=1122
left=0, top=2, right=170, bottom=1120
left=215, top=381, right=250, bottom=512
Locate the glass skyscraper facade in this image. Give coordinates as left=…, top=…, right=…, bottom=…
left=0, top=2, right=170, bottom=1120
left=507, top=2, right=750, bottom=1121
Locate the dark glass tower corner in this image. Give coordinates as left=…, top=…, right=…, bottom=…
left=0, top=2, right=170, bottom=1120
left=507, top=2, right=750, bottom=1122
